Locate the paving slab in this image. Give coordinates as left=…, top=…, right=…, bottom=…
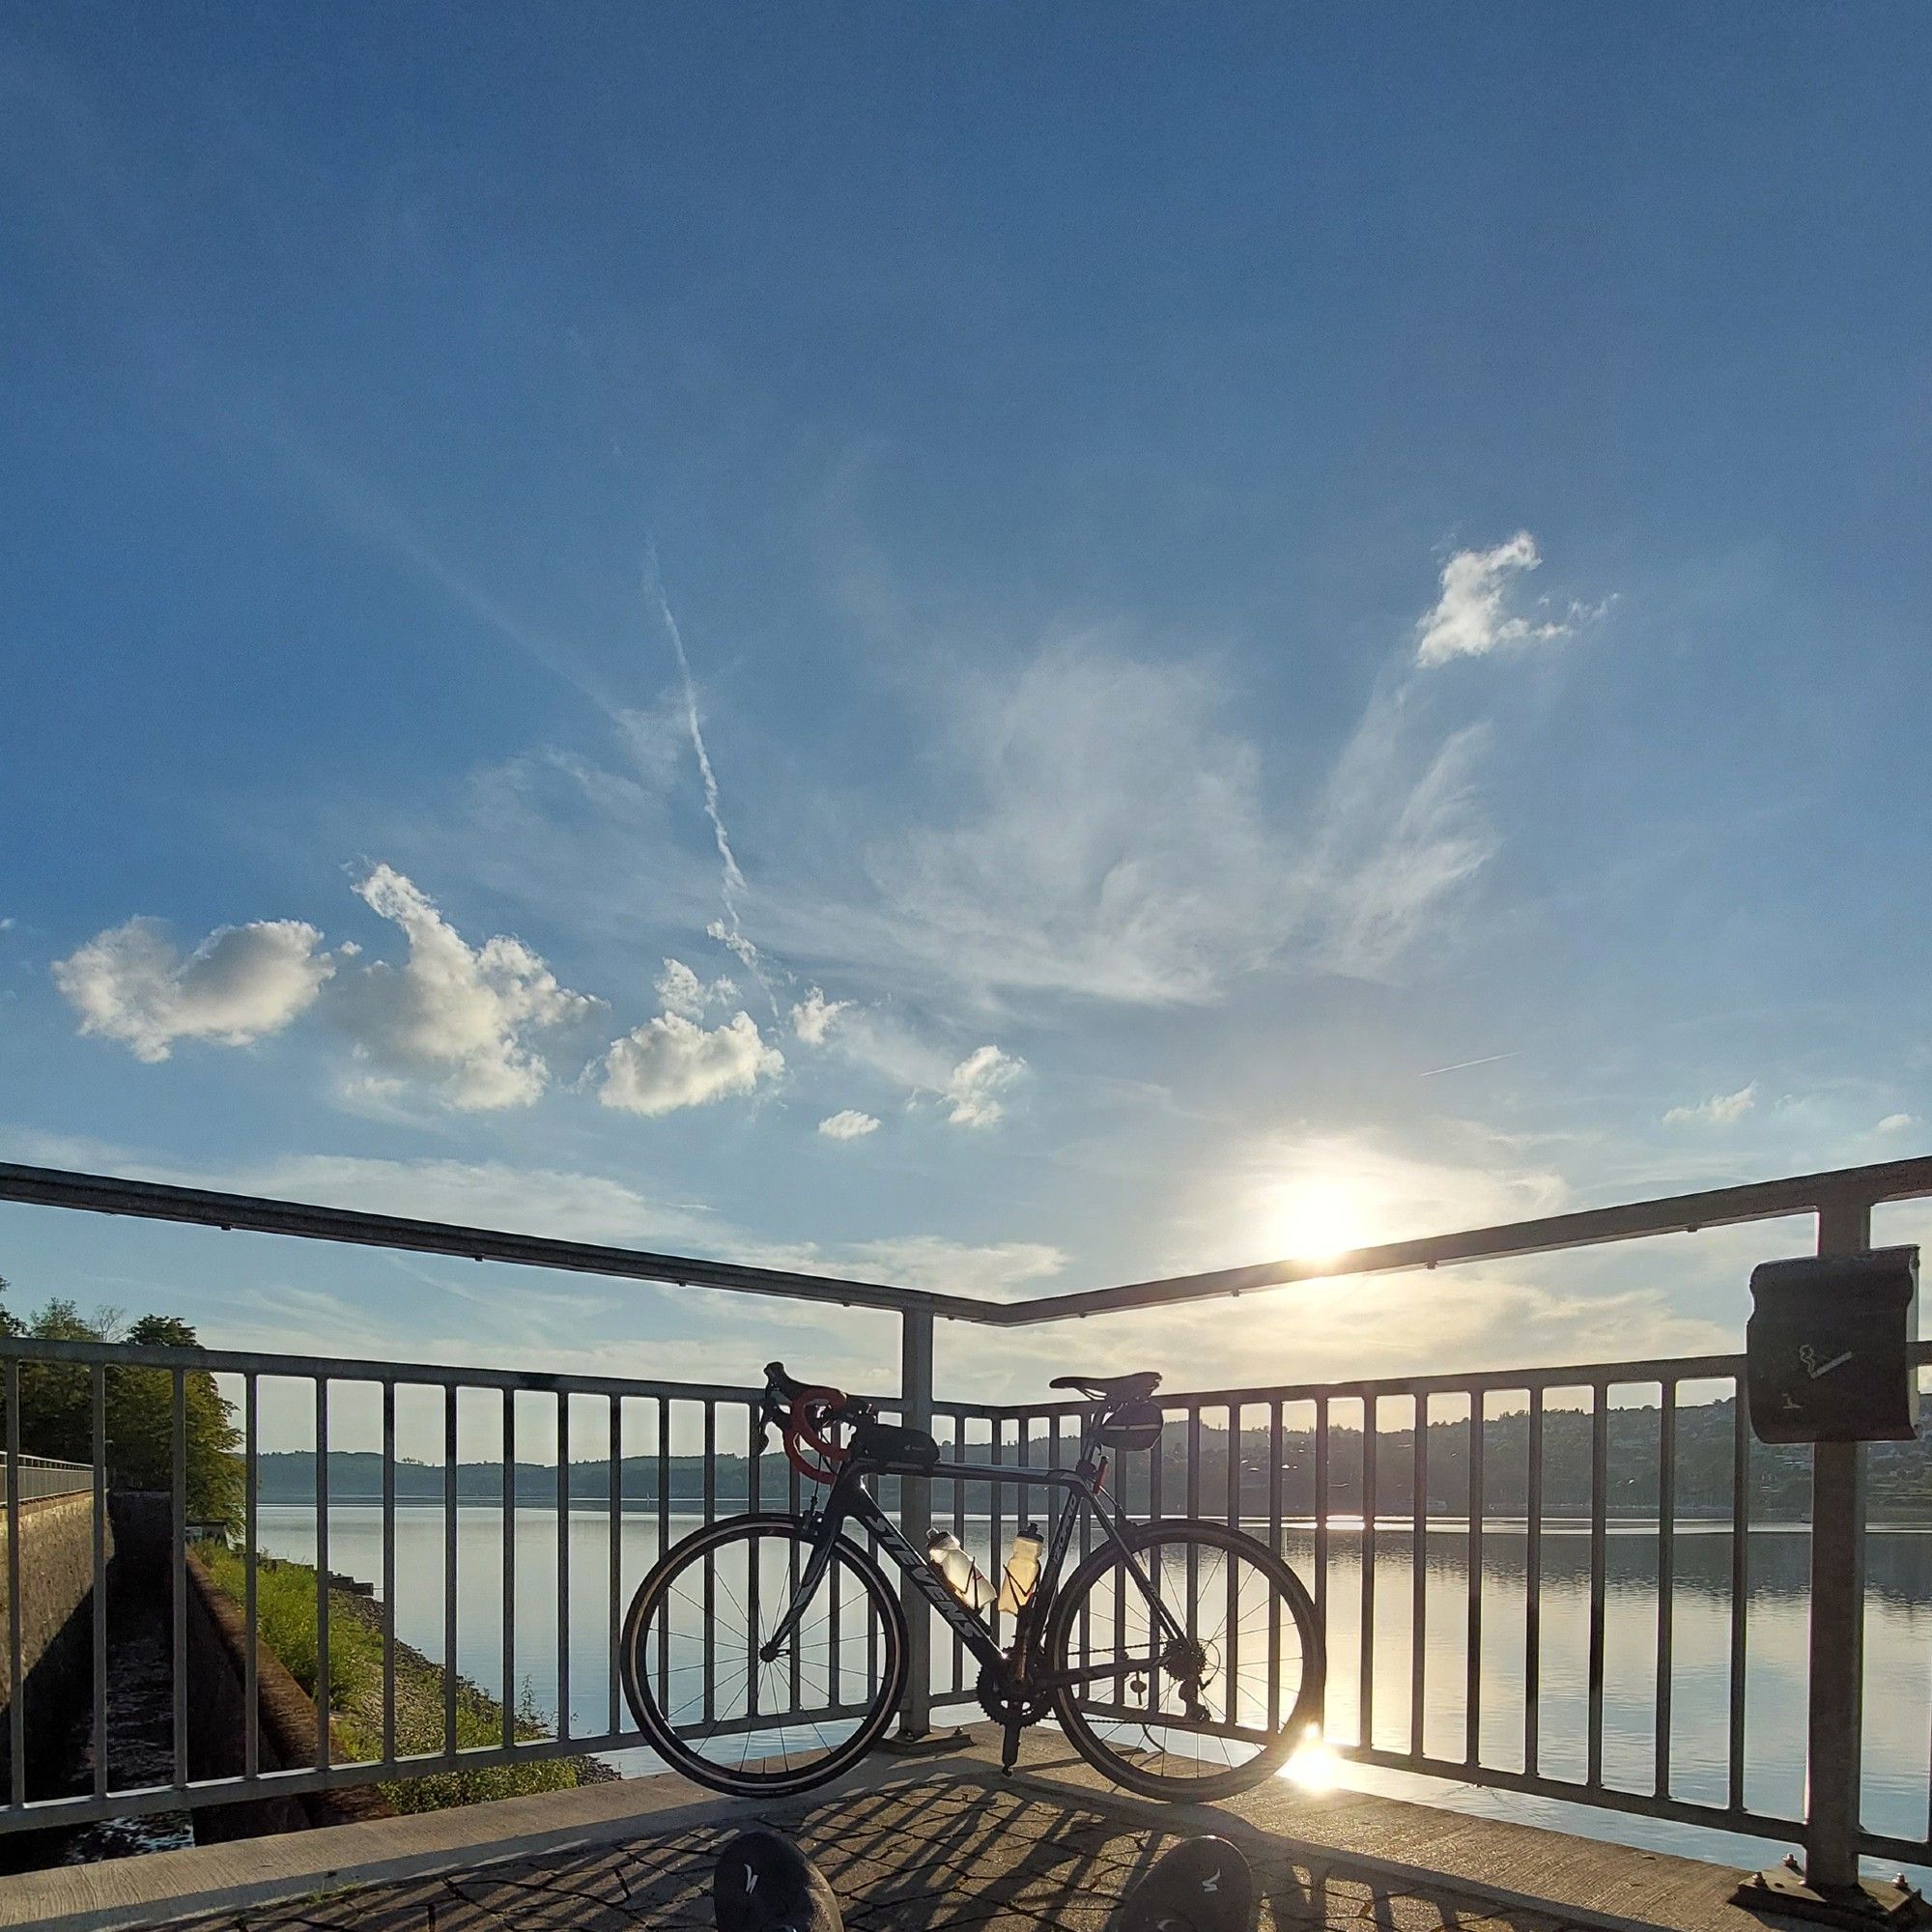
left=0, top=1726, right=1801, bottom=1932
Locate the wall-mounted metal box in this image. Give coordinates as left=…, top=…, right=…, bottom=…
left=1747, top=1246, right=1920, bottom=1444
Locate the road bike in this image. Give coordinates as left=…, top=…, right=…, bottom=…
left=618, top=1362, right=1324, bottom=1801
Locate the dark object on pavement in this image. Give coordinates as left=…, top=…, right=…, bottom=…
left=1121, top=1834, right=1255, bottom=1931
left=714, top=1829, right=844, bottom=1931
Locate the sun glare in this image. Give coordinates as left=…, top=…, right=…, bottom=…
left=1282, top=1725, right=1339, bottom=1791
left=1266, top=1177, right=1368, bottom=1263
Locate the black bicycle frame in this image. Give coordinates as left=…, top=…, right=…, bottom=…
left=759, top=1438, right=1188, bottom=1692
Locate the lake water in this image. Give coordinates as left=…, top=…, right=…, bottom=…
left=253, top=1504, right=1932, bottom=1879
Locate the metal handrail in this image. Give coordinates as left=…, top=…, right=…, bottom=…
left=8, top=1153, right=1932, bottom=1326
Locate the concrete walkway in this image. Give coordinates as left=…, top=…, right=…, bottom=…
left=0, top=1730, right=1794, bottom=1932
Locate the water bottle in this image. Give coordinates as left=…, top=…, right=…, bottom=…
left=924, top=1529, right=996, bottom=1611
left=996, top=1523, right=1044, bottom=1615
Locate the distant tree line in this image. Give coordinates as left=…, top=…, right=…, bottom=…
left=254, top=1393, right=1932, bottom=1521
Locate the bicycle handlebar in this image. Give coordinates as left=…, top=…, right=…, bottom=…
left=763, top=1362, right=862, bottom=1485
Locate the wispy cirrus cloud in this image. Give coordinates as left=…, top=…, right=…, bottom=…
left=1663, top=1083, right=1758, bottom=1127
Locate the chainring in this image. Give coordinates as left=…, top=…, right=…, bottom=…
left=977, top=1662, right=1054, bottom=1727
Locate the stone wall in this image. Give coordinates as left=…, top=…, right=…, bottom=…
left=183, top=1549, right=391, bottom=1839
left=0, top=1492, right=110, bottom=1796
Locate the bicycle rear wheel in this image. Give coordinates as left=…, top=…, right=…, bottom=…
left=619, top=1513, right=908, bottom=1796
left=1046, top=1517, right=1323, bottom=1802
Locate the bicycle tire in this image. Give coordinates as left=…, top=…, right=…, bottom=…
left=1045, top=1516, right=1324, bottom=1802
left=619, top=1512, right=909, bottom=1798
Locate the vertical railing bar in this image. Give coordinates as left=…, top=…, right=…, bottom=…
left=1360, top=1393, right=1378, bottom=1751
left=1587, top=1383, right=1609, bottom=1790
left=701, top=1403, right=716, bottom=1724
left=244, top=1373, right=262, bottom=1778
left=748, top=1409, right=762, bottom=1720
left=443, top=1386, right=458, bottom=1760
left=1184, top=1405, right=1202, bottom=1691
left=1728, top=1373, right=1750, bottom=1810
left=1225, top=1400, right=1242, bottom=1529
left=1225, top=1403, right=1241, bottom=1729
left=1464, top=1385, right=1484, bottom=1770
left=381, top=1378, right=395, bottom=1769
left=659, top=1399, right=674, bottom=1714
left=827, top=1424, right=842, bottom=1713
left=609, top=1395, right=623, bottom=1737
left=1113, top=1420, right=1128, bottom=1702
left=1411, top=1394, right=1428, bottom=1761
left=989, top=1415, right=1006, bottom=1648
left=556, top=1392, right=570, bottom=1744
left=174, top=1368, right=191, bottom=1788
left=1656, top=1379, right=1676, bottom=1801
left=1267, top=1400, right=1284, bottom=1735
left=952, top=1413, right=968, bottom=1689
left=502, top=1390, right=517, bottom=1751
left=92, top=1363, right=109, bottom=1799
left=1022, top=1414, right=1037, bottom=1578
left=1314, top=1396, right=1329, bottom=1635
left=1525, top=1385, right=1544, bottom=1778
left=786, top=1415, right=801, bottom=1711
left=6, top=1360, right=23, bottom=1808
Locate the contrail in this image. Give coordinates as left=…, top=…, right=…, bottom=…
left=1418, top=1050, right=1520, bottom=1079
left=643, top=552, right=780, bottom=1014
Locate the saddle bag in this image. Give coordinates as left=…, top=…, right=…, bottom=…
left=1097, top=1398, right=1165, bottom=1452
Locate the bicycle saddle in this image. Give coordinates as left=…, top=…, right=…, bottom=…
left=1048, top=1370, right=1161, bottom=1402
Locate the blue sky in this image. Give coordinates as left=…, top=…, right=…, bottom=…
left=4, top=5, right=1931, bottom=1406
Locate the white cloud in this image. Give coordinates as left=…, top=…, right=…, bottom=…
left=337, top=865, right=603, bottom=1110
left=656, top=956, right=737, bottom=1020
left=818, top=1110, right=880, bottom=1141
left=1877, top=1113, right=1917, bottom=1135
left=597, top=1009, right=783, bottom=1118
left=53, top=917, right=334, bottom=1062
left=791, top=987, right=850, bottom=1045
left=748, top=1232, right=1066, bottom=1302
left=1664, top=1083, right=1758, bottom=1127
left=946, top=1043, right=1024, bottom=1128
left=858, top=638, right=1290, bottom=1005
left=1415, top=531, right=1576, bottom=668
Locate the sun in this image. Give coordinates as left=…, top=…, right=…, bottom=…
left=1264, top=1177, right=1369, bottom=1264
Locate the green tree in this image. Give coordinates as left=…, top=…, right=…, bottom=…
left=0, top=1287, right=242, bottom=1528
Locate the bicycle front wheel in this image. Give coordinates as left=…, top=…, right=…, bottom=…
left=619, top=1514, right=908, bottom=1797
left=1046, top=1517, right=1324, bottom=1802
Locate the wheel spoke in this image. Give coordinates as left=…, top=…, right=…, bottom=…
left=622, top=1522, right=899, bottom=1794
left=1052, top=1526, right=1320, bottom=1796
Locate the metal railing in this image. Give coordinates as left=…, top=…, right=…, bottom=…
left=936, top=1350, right=1932, bottom=1869
left=0, top=1452, right=93, bottom=1502
left=1, top=1154, right=1928, bottom=1883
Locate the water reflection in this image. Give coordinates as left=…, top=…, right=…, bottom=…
left=254, top=1506, right=1932, bottom=1872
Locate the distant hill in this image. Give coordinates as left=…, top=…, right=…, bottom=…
left=253, top=1389, right=1932, bottom=1520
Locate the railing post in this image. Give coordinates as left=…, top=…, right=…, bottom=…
left=1804, top=1192, right=1870, bottom=1892
left=897, top=1308, right=934, bottom=1739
